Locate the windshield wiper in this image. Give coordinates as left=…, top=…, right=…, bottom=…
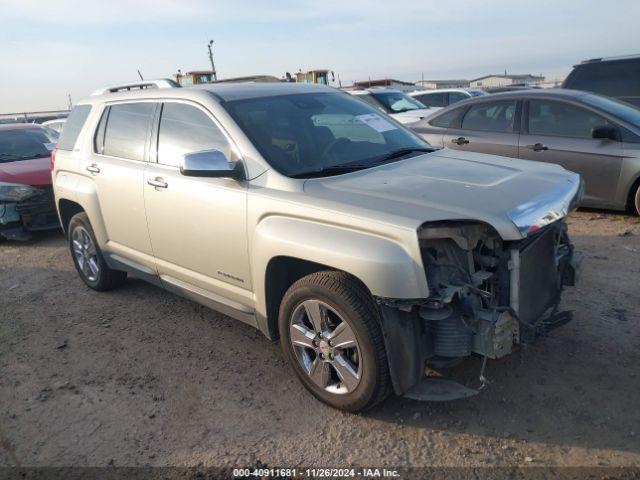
left=291, top=148, right=434, bottom=179
left=291, top=164, right=370, bottom=179
left=0, top=152, right=50, bottom=161
left=373, top=147, right=434, bottom=164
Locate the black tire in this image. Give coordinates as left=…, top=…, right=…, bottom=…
left=634, top=185, right=640, bottom=216
left=278, top=271, right=391, bottom=412
left=68, top=212, right=127, bottom=291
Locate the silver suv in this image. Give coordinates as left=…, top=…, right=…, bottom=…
left=52, top=79, right=582, bottom=411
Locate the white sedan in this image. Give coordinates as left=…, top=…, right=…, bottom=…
left=348, top=88, right=436, bottom=125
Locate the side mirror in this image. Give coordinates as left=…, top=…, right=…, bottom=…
left=592, top=125, right=618, bottom=141
left=180, top=150, right=245, bottom=180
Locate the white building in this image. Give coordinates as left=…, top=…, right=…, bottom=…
left=469, top=74, right=545, bottom=88
left=414, top=79, right=470, bottom=90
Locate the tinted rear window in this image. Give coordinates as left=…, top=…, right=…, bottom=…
left=564, top=59, right=640, bottom=103
left=101, top=103, right=155, bottom=161
left=57, top=105, right=91, bottom=151
left=0, top=128, right=56, bottom=163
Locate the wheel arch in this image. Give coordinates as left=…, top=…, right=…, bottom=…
left=263, top=256, right=373, bottom=340
left=626, top=173, right=640, bottom=213
left=251, top=215, right=428, bottom=339
left=57, top=199, right=85, bottom=235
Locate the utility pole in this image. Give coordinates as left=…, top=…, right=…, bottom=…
left=67, top=94, right=73, bottom=110
left=207, top=40, right=217, bottom=81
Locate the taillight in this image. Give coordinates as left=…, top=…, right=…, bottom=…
left=50, top=148, right=57, bottom=171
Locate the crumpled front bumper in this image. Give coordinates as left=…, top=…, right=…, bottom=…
left=0, top=187, right=59, bottom=240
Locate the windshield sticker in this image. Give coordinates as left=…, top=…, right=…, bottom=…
left=44, top=143, right=55, bottom=151
left=355, top=114, right=397, bottom=133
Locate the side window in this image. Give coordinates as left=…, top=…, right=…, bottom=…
left=448, top=92, right=469, bottom=105
left=461, top=100, right=517, bottom=132
left=415, top=93, right=446, bottom=107
left=57, top=105, right=91, bottom=151
left=429, top=107, right=464, bottom=128
left=528, top=100, right=610, bottom=139
left=101, top=103, right=155, bottom=161
left=157, top=103, right=231, bottom=167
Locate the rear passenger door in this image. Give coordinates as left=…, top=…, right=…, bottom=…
left=89, top=102, right=156, bottom=268
left=518, top=99, right=625, bottom=206
left=442, top=99, right=520, bottom=158
left=143, top=101, right=251, bottom=306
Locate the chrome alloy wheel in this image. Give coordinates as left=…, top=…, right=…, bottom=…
left=72, top=226, right=100, bottom=282
left=289, top=299, right=362, bottom=394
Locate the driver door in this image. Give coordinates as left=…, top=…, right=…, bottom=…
left=518, top=99, right=625, bottom=207
left=143, top=101, right=251, bottom=308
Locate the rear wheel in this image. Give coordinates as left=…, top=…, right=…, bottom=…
left=634, top=185, right=640, bottom=216
left=68, top=212, right=126, bottom=291
left=278, top=271, right=391, bottom=412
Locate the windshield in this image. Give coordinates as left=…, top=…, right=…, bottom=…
left=222, top=91, right=432, bottom=178
left=0, top=128, right=56, bottom=163
left=370, top=92, right=427, bottom=113
left=580, top=93, right=640, bottom=128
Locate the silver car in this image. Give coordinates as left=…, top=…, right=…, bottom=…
left=412, top=89, right=640, bottom=214
left=53, top=80, right=582, bottom=411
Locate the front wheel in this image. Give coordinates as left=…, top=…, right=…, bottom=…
left=278, top=271, right=391, bottom=412
left=68, top=212, right=127, bottom=291
left=634, top=185, right=640, bottom=216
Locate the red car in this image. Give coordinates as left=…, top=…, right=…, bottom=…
left=0, top=124, right=60, bottom=241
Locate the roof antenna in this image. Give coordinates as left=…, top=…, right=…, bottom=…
left=137, top=69, right=144, bottom=81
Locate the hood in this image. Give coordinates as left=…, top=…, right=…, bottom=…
left=390, top=109, right=436, bottom=124
left=0, top=157, right=52, bottom=187
left=303, top=148, right=582, bottom=240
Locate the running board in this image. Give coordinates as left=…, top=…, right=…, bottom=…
left=403, top=378, right=479, bottom=401
left=160, top=275, right=258, bottom=329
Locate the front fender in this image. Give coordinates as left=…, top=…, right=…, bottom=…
left=251, top=215, right=428, bottom=320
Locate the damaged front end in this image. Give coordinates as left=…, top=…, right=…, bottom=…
left=377, top=219, right=583, bottom=401
left=0, top=183, right=59, bottom=241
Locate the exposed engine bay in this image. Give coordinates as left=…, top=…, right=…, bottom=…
left=376, top=220, right=583, bottom=399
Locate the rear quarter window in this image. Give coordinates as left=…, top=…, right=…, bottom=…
left=57, top=105, right=92, bottom=151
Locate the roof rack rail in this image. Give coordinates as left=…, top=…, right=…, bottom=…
left=90, top=78, right=180, bottom=96
left=582, top=53, right=640, bottom=64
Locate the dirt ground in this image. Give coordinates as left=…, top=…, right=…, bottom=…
left=1, top=210, right=639, bottom=469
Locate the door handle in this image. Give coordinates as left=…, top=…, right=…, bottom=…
left=86, top=163, right=100, bottom=174
left=452, top=137, right=469, bottom=146
left=147, top=177, right=168, bottom=189
left=527, top=143, right=549, bottom=152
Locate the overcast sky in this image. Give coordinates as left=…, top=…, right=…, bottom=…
left=1, top=0, right=639, bottom=112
